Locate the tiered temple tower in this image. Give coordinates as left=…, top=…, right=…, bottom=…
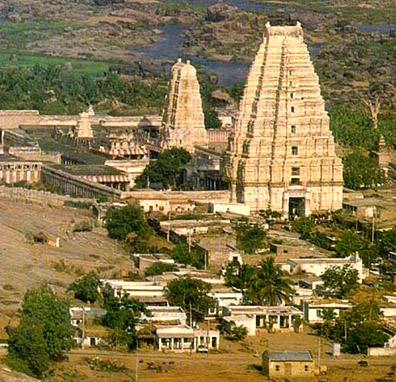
left=161, top=59, right=207, bottom=152
left=75, top=105, right=95, bottom=138
left=224, top=22, right=343, bottom=216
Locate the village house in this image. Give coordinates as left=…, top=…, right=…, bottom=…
left=342, top=198, right=385, bottom=219
left=284, top=253, right=365, bottom=282
left=70, top=307, right=107, bottom=349
left=102, top=280, right=167, bottom=305
left=207, top=284, right=243, bottom=316
left=155, top=325, right=220, bottom=352
left=224, top=306, right=304, bottom=333
left=133, top=253, right=176, bottom=271
left=141, top=306, right=187, bottom=326
left=262, top=351, right=314, bottom=378
left=302, top=299, right=353, bottom=323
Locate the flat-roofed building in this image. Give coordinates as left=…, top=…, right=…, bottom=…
left=225, top=305, right=303, bottom=332
left=155, top=325, right=219, bottom=352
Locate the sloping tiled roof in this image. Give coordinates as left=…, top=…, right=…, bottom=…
left=266, top=351, right=313, bottom=362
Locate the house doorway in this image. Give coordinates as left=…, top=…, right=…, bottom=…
left=289, top=197, right=305, bottom=217
left=285, top=363, right=292, bottom=376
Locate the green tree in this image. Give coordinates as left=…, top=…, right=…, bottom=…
left=170, top=243, right=205, bottom=269
left=321, top=265, right=359, bottom=298
left=343, top=151, right=385, bottom=190
left=135, top=148, right=191, bottom=189
left=247, top=257, right=292, bottom=305
left=290, top=216, right=315, bottom=235
left=224, top=263, right=257, bottom=292
left=377, top=228, right=396, bottom=256
left=204, top=108, right=222, bottom=129
left=144, top=262, right=177, bottom=277
left=335, top=230, right=378, bottom=266
left=7, top=285, right=74, bottom=377
left=217, top=319, right=247, bottom=341
left=166, top=277, right=215, bottom=322
left=105, top=205, right=152, bottom=241
left=68, top=272, right=102, bottom=303
left=229, top=83, right=244, bottom=102
left=335, top=301, right=388, bottom=354
left=233, top=218, right=267, bottom=254
left=102, top=289, right=146, bottom=351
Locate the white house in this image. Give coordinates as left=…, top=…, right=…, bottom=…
left=102, top=280, right=167, bottom=304
left=285, top=253, right=365, bottom=282
left=142, top=306, right=187, bottom=326
left=155, top=325, right=220, bottom=352
left=225, top=306, right=304, bottom=333
left=302, top=299, right=353, bottom=323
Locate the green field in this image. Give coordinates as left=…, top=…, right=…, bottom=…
left=0, top=52, right=114, bottom=76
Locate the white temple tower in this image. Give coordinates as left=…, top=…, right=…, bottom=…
left=224, top=22, right=343, bottom=216
left=161, top=59, right=207, bottom=152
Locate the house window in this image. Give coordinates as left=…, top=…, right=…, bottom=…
left=290, top=93, right=294, bottom=99
left=292, top=146, right=298, bottom=155
left=291, top=125, right=296, bottom=134
left=305, top=365, right=309, bottom=372
left=275, top=365, right=280, bottom=371
left=292, top=167, right=300, bottom=176
left=291, top=178, right=300, bottom=185
left=291, top=106, right=295, bottom=113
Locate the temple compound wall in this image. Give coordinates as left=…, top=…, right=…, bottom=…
left=161, top=59, right=207, bottom=152
left=224, top=22, right=343, bottom=216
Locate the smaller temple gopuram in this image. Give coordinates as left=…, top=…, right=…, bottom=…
left=161, top=59, right=207, bottom=152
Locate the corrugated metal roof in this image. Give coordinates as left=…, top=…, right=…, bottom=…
left=266, top=351, right=313, bottom=362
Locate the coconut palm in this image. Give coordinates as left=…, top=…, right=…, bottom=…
left=247, top=257, right=292, bottom=306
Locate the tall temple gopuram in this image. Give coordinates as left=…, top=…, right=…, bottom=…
left=161, top=59, right=207, bottom=152
left=224, top=22, right=343, bottom=217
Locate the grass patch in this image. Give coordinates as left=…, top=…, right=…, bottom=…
left=0, top=52, right=113, bottom=76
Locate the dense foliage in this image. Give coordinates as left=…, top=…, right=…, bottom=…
left=315, top=299, right=389, bottom=354
left=68, top=272, right=102, bottom=303
left=7, top=285, right=74, bottom=377
left=144, top=262, right=178, bottom=277
left=135, top=148, right=191, bottom=189
left=102, top=286, right=146, bottom=351
left=330, top=107, right=396, bottom=150
left=321, top=265, right=359, bottom=298
left=335, top=230, right=378, bottom=266
left=166, top=277, right=215, bottom=322
left=105, top=205, right=152, bottom=241
left=217, top=319, right=247, bottom=341
left=170, top=243, right=205, bottom=269
left=0, top=65, right=166, bottom=115
left=233, top=218, right=267, bottom=254
left=224, top=263, right=257, bottom=293
left=376, top=228, right=396, bottom=256
left=343, top=151, right=385, bottom=190
left=290, top=216, right=316, bottom=235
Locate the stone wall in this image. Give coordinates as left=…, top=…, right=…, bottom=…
left=0, top=185, right=70, bottom=207
left=41, top=165, right=122, bottom=199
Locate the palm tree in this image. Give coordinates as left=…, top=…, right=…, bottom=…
left=247, top=257, right=292, bottom=306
